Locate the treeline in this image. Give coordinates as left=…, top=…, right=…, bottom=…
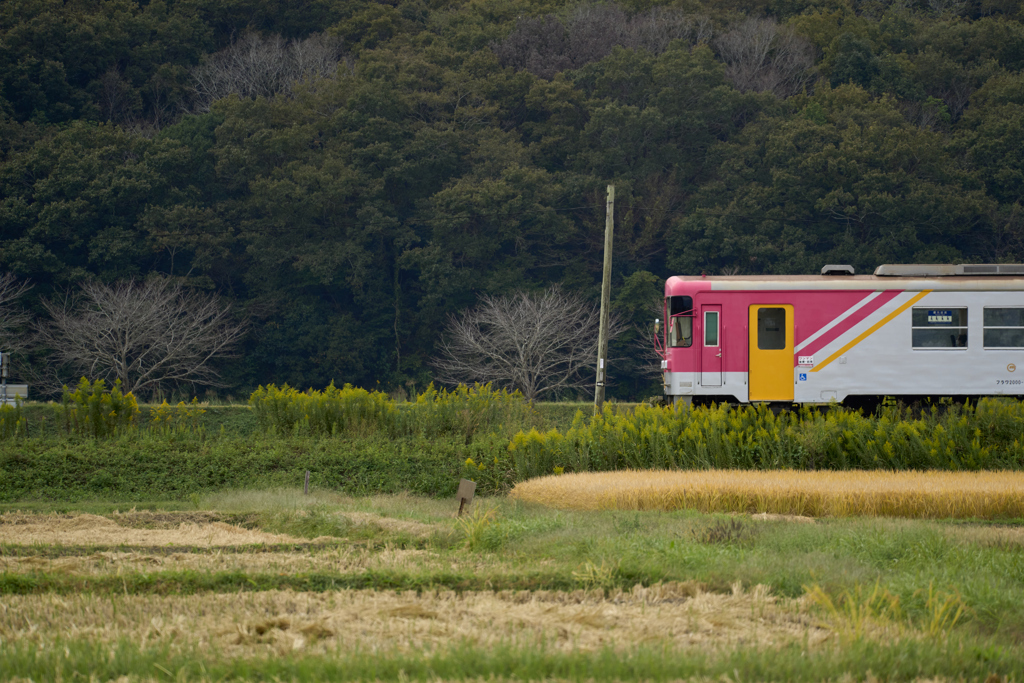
left=3, top=0, right=1024, bottom=399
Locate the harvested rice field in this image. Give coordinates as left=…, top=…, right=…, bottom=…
left=2, top=583, right=827, bottom=656
left=1, top=492, right=1022, bottom=682
left=510, top=469, right=1024, bottom=519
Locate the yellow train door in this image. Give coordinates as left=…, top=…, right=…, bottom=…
left=748, top=305, right=794, bottom=401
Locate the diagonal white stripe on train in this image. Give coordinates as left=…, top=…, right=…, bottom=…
left=794, top=291, right=882, bottom=353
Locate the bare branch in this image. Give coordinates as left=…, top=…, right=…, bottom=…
left=432, top=287, right=623, bottom=402
left=191, top=31, right=347, bottom=112
left=0, top=272, right=33, bottom=360
left=36, top=278, right=248, bottom=398
left=493, top=4, right=712, bottom=79
left=628, top=295, right=666, bottom=382
left=715, top=18, right=814, bottom=98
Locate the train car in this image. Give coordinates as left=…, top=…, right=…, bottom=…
left=658, top=264, right=1024, bottom=407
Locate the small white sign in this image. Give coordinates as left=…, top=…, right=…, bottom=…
left=798, top=355, right=814, bottom=366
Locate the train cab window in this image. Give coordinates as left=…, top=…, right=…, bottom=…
left=912, top=307, right=968, bottom=348
left=757, top=308, right=786, bottom=350
left=984, top=308, right=1024, bottom=347
left=670, top=316, right=693, bottom=347
left=668, top=296, right=693, bottom=348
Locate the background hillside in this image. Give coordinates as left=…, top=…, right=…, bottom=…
left=3, top=0, right=1024, bottom=399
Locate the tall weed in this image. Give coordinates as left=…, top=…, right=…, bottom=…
left=249, top=382, right=393, bottom=436
left=62, top=378, right=139, bottom=438
left=0, top=398, right=25, bottom=439
left=249, top=382, right=534, bottom=443
left=149, top=398, right=207, bottom=436
left=492, top=399, right=1024, bottom=483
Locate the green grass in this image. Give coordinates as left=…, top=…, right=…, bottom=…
left=4, top=491, right=1024, bottom=679
left=5, top=492, right=1024, bottom=644
left=0, top=634, right=1020, bottom=682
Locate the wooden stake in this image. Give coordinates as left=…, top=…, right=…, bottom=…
left=304, top=470, right=310, bottom=495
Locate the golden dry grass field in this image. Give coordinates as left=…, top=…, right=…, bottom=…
left=509, top=469, right=1024, bottom=519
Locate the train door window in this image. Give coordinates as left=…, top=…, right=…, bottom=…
left=911, top=307, right=968, bottom=348
left=704, top=310, right=719, bottom=346
left=984, top=308, right=1024, bottom=347
left=757, top=308, right=786, bottom=350
left=668, top=295, right=693, bottom=348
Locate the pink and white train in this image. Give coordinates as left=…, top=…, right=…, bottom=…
left=658, top=264, right=1024, bottom=407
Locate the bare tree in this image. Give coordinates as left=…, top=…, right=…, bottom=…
left=97, top=67, right=141, bottom=124
left=491, top=16, right=572, bottom=79
left=192, top=32, right=347, bottom=112
left=0, top=273, right=32, bottom=360
left=622, top=8, right=712, bottom=53
left=564, top=3, right=629, bottom=68
left=629, top=295, right=666, bottom=384
left=37, top=278, right=247, bottom=397
left=928, top=0, right=967, bottom=16
left=493, top=3, right=712, bottom=79
left=715, top=18, right=814, bottom=98
left=433, top=288, right=622, bottom=402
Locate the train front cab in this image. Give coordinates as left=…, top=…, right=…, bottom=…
left=664, top=287, right=796, bottom=407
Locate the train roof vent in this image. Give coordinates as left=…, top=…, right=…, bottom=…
left=957, top=263, right=1024, bottom=275
left=821, top=264, right=855, bottom=276
left=874, top=263, right=1024, bottom=277
left=874, top=264, right=958, bottom=277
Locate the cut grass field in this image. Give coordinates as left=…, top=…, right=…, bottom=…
left=509, top=469, right=1024, bottom=519
left=1, top=490, right=1023, bottom=681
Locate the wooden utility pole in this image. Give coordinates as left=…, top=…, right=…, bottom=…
left=595, top=184, right=614, bottom=412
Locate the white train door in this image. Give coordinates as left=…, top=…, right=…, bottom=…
left=701, top=305, right=722, bottom=388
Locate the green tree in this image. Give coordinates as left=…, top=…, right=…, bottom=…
left=669, top=84, right=993, bottom=276
left=0, top=122, right=162, bottom=285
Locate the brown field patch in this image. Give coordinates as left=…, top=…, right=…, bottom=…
left=0, top=512, right=311, bottom=546
left=3, top=679, right=981, bottom=683
left=0, top=584, right=828, bottom=656
left=0, top=545, right=447, bottom=576
left=943, top=524, right=1024, bottom=548
left=511, top=469, right=1024, bottom=519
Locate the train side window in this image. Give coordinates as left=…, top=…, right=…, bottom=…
left=984, top=308, right=1024, bottom=347
left=911, top=307, right=968, bottom=348
left=668, top=295, right=693, bottom=348
left=757, top=308, right=786, bottom=350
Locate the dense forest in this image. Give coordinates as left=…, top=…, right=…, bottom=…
left=2, top=0, right=1024, bottom=399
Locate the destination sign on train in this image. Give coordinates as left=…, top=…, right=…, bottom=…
left=927, top=310, right=953, bottom=324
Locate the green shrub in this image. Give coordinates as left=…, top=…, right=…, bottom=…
left=0, top=432, right=466, bottom=502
